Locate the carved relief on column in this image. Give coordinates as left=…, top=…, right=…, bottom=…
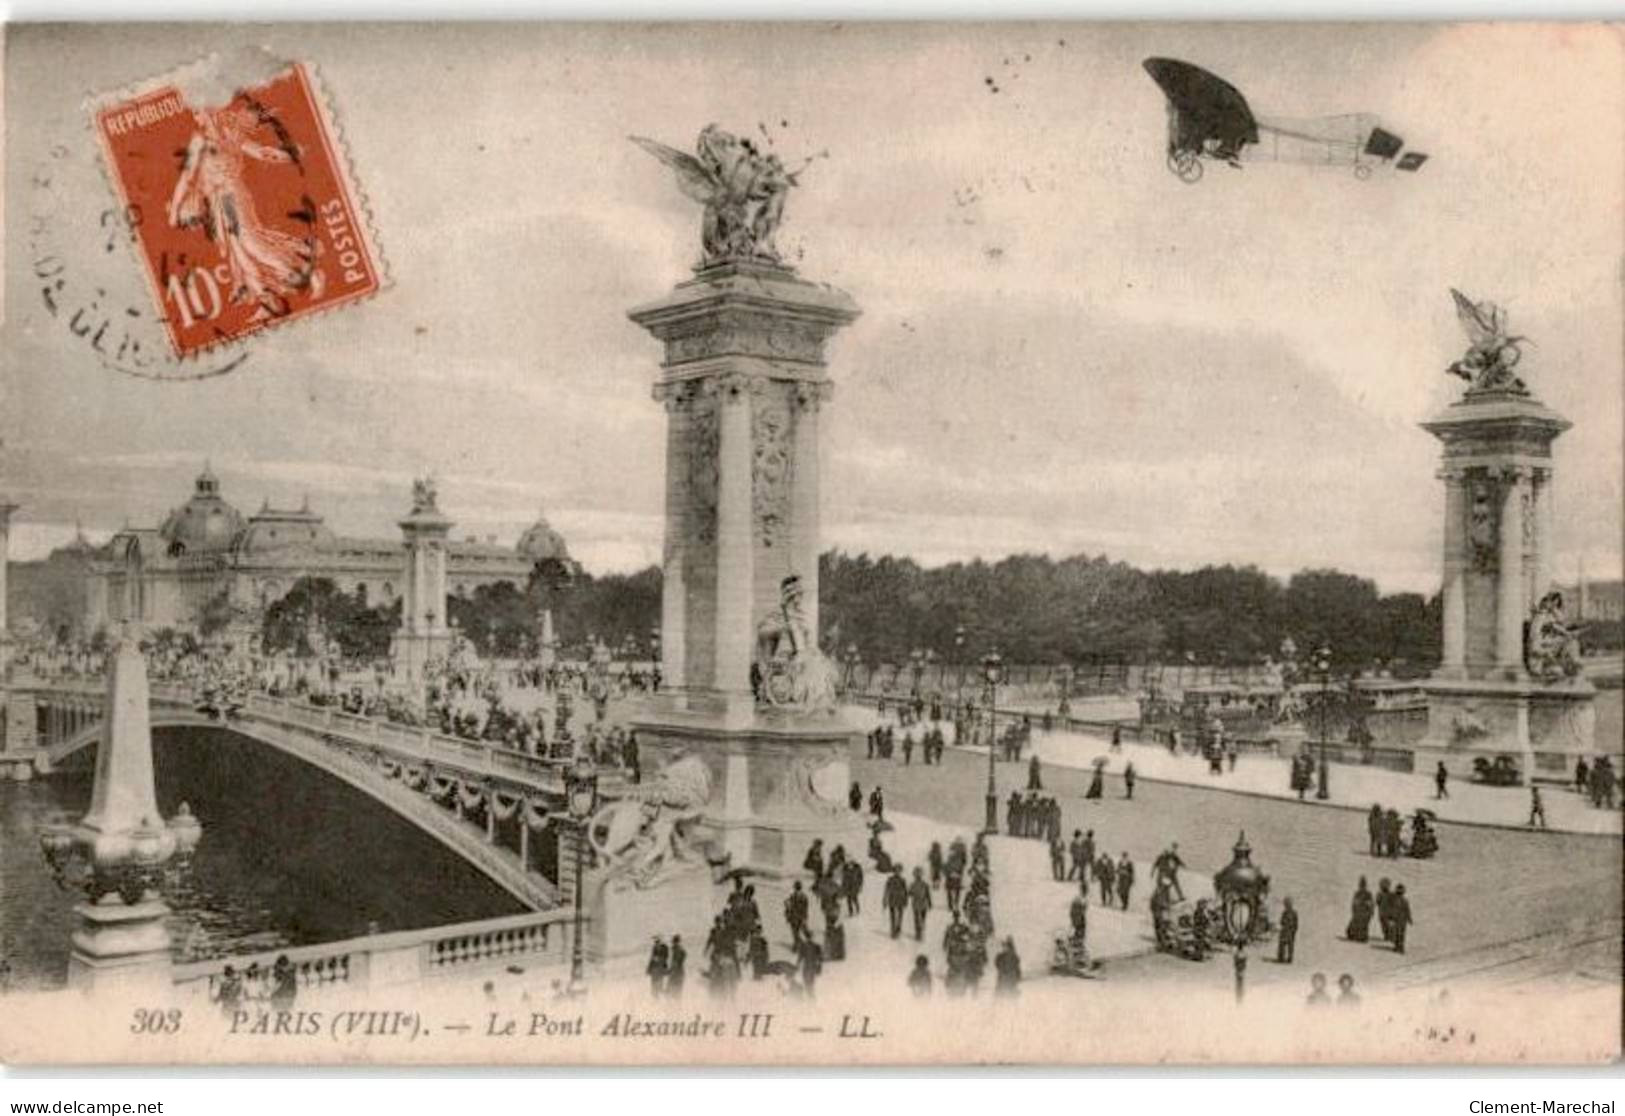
left=1466, top=470, right=1501, bottom=574
left=752, top=385, right=793, bottom=550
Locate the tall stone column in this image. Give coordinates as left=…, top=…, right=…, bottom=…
left=394, top=480, right=453, bottom=679
left=1438, top=469, right=1467, bottom=677
left=0, top=500, right=16, bottom=677
left=1531, top=467, right=1554, bottom=605
left=791, top=386, right=828, bottom=642
left=658, top=400, right=688, bottom=691
left=1496, top=467, right=1527, bottom=674
left=713, top=375, right=756, bottom=709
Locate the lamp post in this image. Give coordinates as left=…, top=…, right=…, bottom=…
left=843, top=643, right=859, bottom=695
left=953, top=625, right=966, bottom=708
left=565, top=753, right=598, bottom=985
left=909, top=648, right=924, bottom=698
left=982, top=650, right=1004, bottom=835
left=1314, top=644, right=1332, bottom=801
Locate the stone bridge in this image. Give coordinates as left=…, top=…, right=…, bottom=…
left=2, top=674, right=633, bottom=911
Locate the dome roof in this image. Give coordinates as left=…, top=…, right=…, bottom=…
left=159, top=466, right=245, bottom=555
left=517, top=510, right=570, bottom=562
left=237, top=499, right=335, bottom=554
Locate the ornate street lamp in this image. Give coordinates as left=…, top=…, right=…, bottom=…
left=1313, top=644, right=1333, bottom=800
left=909, top=648, right=925, bottom=697
left=565, top=753, right=599, bottom=985
left=843, top=643, right=859, bottom=694
left=981, top=650, right=1004, bottom=835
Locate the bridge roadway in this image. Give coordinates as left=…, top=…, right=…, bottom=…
left=16, top=676, right=635, bottom=911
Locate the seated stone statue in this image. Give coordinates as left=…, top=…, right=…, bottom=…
left=754, top=575, right=837, bottom=711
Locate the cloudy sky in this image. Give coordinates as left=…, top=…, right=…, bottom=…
left=4, top=22, right=1621, bottom=593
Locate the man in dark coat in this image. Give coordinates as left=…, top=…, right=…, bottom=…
left=842, top=858, right=865, bottom=916
left=1124, top=762, right=1137, bottom=800
left=667, top=935, right=687, bottom=998
left=1375, top=878, right=1395, bottom=944
left=646, top=937, right=669, bottom=998
left=908, top=867, right=934, bottom=941
left=785, top=881, right=811, bottom=947
left=1276, top=897, right=1299, bottom=963
left=1049, top=832, right=1067, bottom=881
left=928, top=840, right=945, bottom=888
left=1028, top=754, right=1043, bottom=791
left=1068, top=830, right=1088, bottom=881
left=943, top=864, right=964, bottom=916
left=994, top=938, right=1022, bottom=997
left=1367, top=804, right=1384, bottom=856
left=1390, top=885, right=1413, bottom=953
left=1116, top=853, right=1135, bottom=910
left=883, top=868, right=909, bottom=938
left=1069, top=887, right=1089, bottom=941
left=797, top=936, right=823, bottom=996
left=1095, top=852, right=1116, bottom=906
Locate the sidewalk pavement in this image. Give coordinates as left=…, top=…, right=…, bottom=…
left=847, top=706, right=1623, bottom=838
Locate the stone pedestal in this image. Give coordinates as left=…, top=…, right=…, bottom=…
left=630, top=701, right=859, bottom=878
left=1417, top=384, right=1595, bottom=775
left=619, top=256, right=863, bottom=894
left=587, top=863, right=719, bottom=964
left=67, top=895, right=174, bottom=992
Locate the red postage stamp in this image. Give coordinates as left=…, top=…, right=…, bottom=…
left=93, top=60, right=381, bottom=359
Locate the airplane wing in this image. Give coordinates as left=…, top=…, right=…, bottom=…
left=1143, top=58, right=1259, bottom=150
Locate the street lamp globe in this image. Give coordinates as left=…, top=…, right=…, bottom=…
left=567, top=756, right=598, bottom=821
left=982, top=650, right=1004, bottom=685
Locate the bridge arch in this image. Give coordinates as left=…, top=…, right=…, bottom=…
left=51, top=711, right=564, bottom=911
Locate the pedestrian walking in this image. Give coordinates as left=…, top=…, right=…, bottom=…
left=994, top=938, right=1022, bottom=997
left=1390, top=884, right=1413, bottom=954
left=1345, top=877, right=1374, bottom=942
left=1528, top=786, right=1548, bottom=829
left=646, top=936, right=669, bottom=998
left=667, top=935, right=687, bottom=998
left=1028, top=754, right=1043, bottom=791
left=1375, top=878, right=1394, bottom=945
left=785, top=881, right=811, bottom=946
left=1367, top=804, right=1383, bottom=856
left=1434, top=761, right=1450, bottom=800
left=1116, top=852, right=1135, bottom=910
left=1124, top=762, right=1137, bottom=800
left=907, top=955, right=932, bottom=997
left=1276, top=897, right=1298, bottom=963
left=1095, top=851, right=1116, bottom=906
left=908, top=867, right=934, bottom=941
left=883, top=869, right=908, bottom=939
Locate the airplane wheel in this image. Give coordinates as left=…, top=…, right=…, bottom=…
left=1168, top=151, right=1203, bottom=184
left=1354, top=164, right=1373, bottom=180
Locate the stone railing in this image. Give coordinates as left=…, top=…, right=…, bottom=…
left=172, top=908, right=581, bottom=1002
left=240, top=694, right=601, bottom=794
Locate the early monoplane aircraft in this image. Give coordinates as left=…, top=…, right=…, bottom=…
left=1143, top=57, right=1430, bottom=184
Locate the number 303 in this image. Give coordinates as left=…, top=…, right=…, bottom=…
left=130, top=1008, right=182, bottom=1034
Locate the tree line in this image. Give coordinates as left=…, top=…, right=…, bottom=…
left=256, top=551, right=1441, bottom=675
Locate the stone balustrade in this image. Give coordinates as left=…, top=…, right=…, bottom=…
left=173, top=908, right=581, bottom=1002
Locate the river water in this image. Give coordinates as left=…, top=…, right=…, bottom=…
left=0, top=726, right=525, bottom=992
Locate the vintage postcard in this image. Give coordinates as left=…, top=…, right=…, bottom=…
left=0, top=22, right=1620, bottom=1066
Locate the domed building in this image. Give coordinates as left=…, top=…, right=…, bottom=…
left=517, top=510, right=571, bottom=565
left=157, top=465, right=246, bottom=557
left=86, top=466, right=565, bottom=635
